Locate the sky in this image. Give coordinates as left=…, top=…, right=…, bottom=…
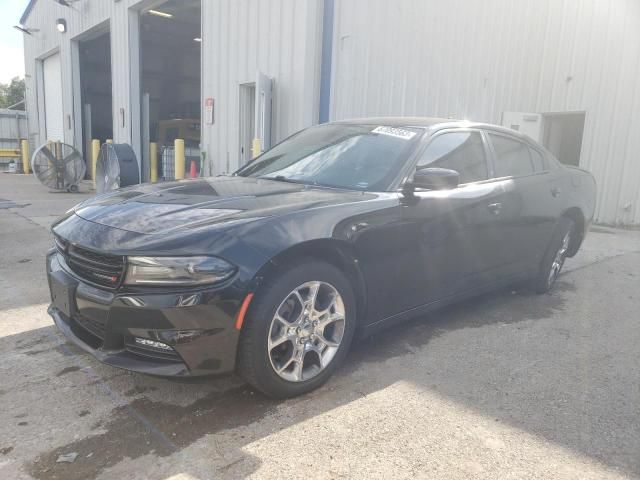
left=0, top=0, right=28, bottom=84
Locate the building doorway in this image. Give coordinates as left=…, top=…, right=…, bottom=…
left=239, top=83, right=256, bottom=167
left=541, top=112, right=585, bottom=167
left=78, top=28, right=113, bottom=172
left=139, top=0, right=201, bottom=181
left=502, top=111, right=586, bottom=166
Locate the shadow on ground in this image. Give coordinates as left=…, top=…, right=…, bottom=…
left=16, top=272, right=638, bottom=479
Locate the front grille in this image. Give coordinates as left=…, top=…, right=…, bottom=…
left=55, top=236, right=126, bottom=289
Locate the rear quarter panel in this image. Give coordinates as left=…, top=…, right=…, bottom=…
left=561, top=166, right=597, bottom=223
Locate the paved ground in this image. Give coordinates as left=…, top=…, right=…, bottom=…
left=1, top=173, right=639, bottom=480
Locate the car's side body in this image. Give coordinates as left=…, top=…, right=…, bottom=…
left=47, top=117, right=596, bottom=379
left=227, top=118, right=597, bottom=334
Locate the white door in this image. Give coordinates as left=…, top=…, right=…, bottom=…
left=252, top=71, right=273, bottom=157
left=239, top=83, right=256, bottom=166
left=501, top=112, right=542, bottom=142
left=43, top=53, right=64, bottom=142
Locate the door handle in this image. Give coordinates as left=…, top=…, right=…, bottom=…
left=551, top=186, right=561, bottom=197
left=487, top=203, right=502, bottom=215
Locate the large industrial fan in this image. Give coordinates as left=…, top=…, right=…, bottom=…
left=31, top=142, right=85, bottom=192
left=96, top=143, right=140, bottom=194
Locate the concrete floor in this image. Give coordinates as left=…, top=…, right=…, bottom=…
left=1, top=173, right=639, bottom=480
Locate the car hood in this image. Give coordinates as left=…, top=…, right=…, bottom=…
left=73, top=176, right=373, bottom=235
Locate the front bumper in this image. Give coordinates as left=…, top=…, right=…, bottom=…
left=46, top=250, right=244, bottom=377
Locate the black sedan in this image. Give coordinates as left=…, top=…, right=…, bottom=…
left=47, top=118, right=596, bottom=398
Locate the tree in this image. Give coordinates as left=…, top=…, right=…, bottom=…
left=0, top=77, right=26, bottom=109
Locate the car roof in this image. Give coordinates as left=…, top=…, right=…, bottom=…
left=331, top=116, right=537, bottom=145
left=333, top=116, right=453, bottom=127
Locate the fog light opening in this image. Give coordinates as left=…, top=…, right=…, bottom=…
left=134, top=337, right=173, bottom=351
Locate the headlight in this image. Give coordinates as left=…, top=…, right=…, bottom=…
left=124, top=256, right=236, bottom=286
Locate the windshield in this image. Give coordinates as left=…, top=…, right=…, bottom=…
left=236, top=124, right=423, bottom=191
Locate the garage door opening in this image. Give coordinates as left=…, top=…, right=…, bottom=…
left=78, top=29, right=113, bottom=171
left=139, top=0, right=201, bottom=181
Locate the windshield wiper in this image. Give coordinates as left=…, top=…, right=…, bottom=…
left=258, top=175, right=310, bottom=185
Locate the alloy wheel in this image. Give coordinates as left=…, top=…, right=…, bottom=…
left=267, top=281, right=346, bottom=382
left=548, top=231, right=571, bottom=287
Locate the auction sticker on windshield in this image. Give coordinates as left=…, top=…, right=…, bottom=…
left=372, top=126, right=417, bottom=140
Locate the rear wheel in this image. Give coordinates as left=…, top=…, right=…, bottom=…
left=534, top=217, right=575, bottom=293
left=237, top=260, right=356, bottom=398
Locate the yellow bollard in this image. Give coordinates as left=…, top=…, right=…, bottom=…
left=91, top=139, right=100, bottom=187
left=174, top=139, right=185, bottom=180
left=150, top=142, right=158, bottom=183
left=251, top=138, right=262, bottom=159
left=105, top=139, right=113, bottom=144
left=21, top=139, right=30, bottom=174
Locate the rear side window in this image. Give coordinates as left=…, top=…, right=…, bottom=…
left=489, top=134, right=535, bottom=178
left=417, top=131, right=488, bottom=184
left=528, top=147, right=547, bottom=172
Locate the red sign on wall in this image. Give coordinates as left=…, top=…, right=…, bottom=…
left=205, top=98, right=214, bottom=125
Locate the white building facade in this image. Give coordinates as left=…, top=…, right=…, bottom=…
left=21, top=0, right=640, bottom=224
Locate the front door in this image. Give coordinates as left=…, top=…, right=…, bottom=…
left=355, top=129, right=506, bottom=324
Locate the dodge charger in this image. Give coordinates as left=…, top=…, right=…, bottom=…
left=47, top=118, right=597, bottom=398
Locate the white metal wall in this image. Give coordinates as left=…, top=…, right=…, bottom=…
left=21, top=0, right=640, bottom=224
left=330, top=0, right=640, bottom=225
left=201, top=0, right=323, bottom=175
left=22, top=0, right=323, bottom=178
left=22, top=0, right=144, bottom=154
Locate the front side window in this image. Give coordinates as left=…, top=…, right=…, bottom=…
left=489, top=134, right=535, bottom=178
left=417, top=131, right=488, bottom=184
left=236, top=124, right=423, bottom=191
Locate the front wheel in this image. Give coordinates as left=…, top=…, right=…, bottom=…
left=534, top=217, right=575, bottom=293
left=237, top=260, right=356, bottom=398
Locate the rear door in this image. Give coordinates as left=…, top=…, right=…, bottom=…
left=485, top=132, right=561, bottom=274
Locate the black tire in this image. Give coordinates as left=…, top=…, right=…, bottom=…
left=534, top=217, right=575, bottom=294
left=237, top=260, right=356, bottom=398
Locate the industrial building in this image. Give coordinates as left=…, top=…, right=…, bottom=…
left=19, top=0, right=640, bottom=224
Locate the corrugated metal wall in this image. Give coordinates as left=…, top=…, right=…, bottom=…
left=0, top=109, right=27, bottom=151
left=21, top=0, right=640, bottom=224
left=22, top=0, right=142, bottom=154
left=22, top=0, right=322, bottom=178
left=330, top=0, right=640, bottom=225
left=201, top=0, right=323, bottom=175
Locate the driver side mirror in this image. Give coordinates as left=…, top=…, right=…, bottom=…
left=404, top=167, right=460, bottom=193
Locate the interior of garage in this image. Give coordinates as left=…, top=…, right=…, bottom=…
left=78, top=29, right=113, bottom=171
left=139, top=0, right=201, bottom=181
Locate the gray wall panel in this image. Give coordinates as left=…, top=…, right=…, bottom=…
left=331, top=0, right=640, bottom=224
